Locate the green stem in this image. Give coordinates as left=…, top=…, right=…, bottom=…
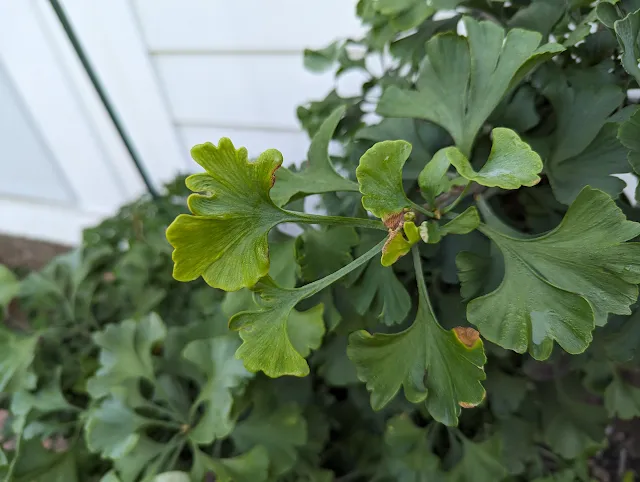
left=284, top=210, right=386, bottom=231
left=410, top=201, right=437, bottom=218
left=298, top=239, right=386, bottom=299
left=412, top=246, right=436, bottom=317
left=441, top=182, right=472, bottom=214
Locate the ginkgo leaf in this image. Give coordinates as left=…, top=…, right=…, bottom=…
left=449, top=436, right=508, bottom=482
left=166, top=138, right=293, bottom=291
left=0, top=329, right=37, bottom=394
left=465, top=187, right=640, bottom=360
left=420, top=207, right=480, bottom=244
left=536, top=68, right=627, bottom=204
left=229, top=282, right=326, bottom=378
left=604, top=374, right=640, bottom=420
left=418, top=147, right=452, bottom=206
left=618, top=109, right=640, bottom=181
left=347, top=252, right=411, bottom=326
left=356, top=140, right=413, bottom=223
left=230, top=241, right=384, bottom=377
left=192, top=446, right=269, bottom=482
left=182, top=335, right=252, bottom=444
left=270, top=107, right=358, bottom=206
left=437, top=128, right=542, bottom=189
left=295, top=227, right=359, bottom=281
left=85, top=398, right=150, bottom=460
left=232, top=398, right=307, bottom=477
left=540, top=379, right=607, bottom=459
left=484, top=369, right=528, bottom=420
left=611, top=8, right=640, bottom=86
left=381, top=415, right=443, bottom=480
left=377, top=17, right=564, bottom=155
left=0, top=265, right=19, bottom=312
left=87, top=313, right=166, bottom=398
left=356, top=118, right=450, bottom=180
left=348, top=249, right=486, bottom=425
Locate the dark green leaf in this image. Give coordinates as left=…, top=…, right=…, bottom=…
left=271, top=107, right=359, bottom=206
left=467, top=187, right=640, bottom=359
left=378, top=17, right=564, bottom=156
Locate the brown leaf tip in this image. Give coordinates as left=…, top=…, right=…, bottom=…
left=383, top=210, right=407, bottom=231
left=459, top=401, right=477, bottom=409
left=453, top=327, right=480, bottom=348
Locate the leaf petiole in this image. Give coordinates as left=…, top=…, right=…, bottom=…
left=284, top=210, right=387, bottom=231
left=409, top=201, right=437, bottom=218
left=297, top=239, right=386, bottom=299
left=441, top=181, right=473, bottom=214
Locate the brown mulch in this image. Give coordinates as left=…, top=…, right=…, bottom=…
left=0, top=234, right=70, bottom=271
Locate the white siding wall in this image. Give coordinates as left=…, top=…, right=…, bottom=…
left=134, top=0, right=364, bottom=166
left=0, top=1, right=363, bottom=244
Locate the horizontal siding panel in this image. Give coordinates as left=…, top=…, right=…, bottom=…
left=179, top=126, right=310, bottom=167
left=134, top=0, right=363, bottom=52
left=155, top=54, right=368, bottom=130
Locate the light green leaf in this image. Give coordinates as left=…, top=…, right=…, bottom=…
left=381, top=415, right=443, bottom=481
left=232, top=400, right=306, bottom=476
left=288, top=305, right=325, bottom=358
left=377, top=17, right=564, bottom=156
left=167, top=138, right=292, bottom=291
left=604, top=374, right=640, bottom=420
left=356, top=140, right=413, bottom=222
left=88, top=313, right=166, bottom=398
left=445, top=128, right=543, bottom=189
left=538, top=69, right=626, bottom=204
left=466, top=187, right=640, bottom=359
left=449, top=436, right=508, bottom=482
left=420, top=207, right=480, bottom=244
left=230, top=281, right=325, bottom=378
left=418, top=148, right=453, bottom=206
left=270, top=107, right=358, bottom=206
left=357, top=118, right=449, bottom=180
left=0, top=329, right=37, bottom=393
left=0, top=265, right=19, bottom=312
left=85, top=398, right=150, bottom=459
left=230, top=241, right=383, bottom=377
left=192, top=447, right=269, bottom=482
left=182, top=335, right=252, bottom=444
left=381, top=221, right=420, bottom=267
left=348, top=251, right=486, bottom=425
left=295, top=227, right=359, bottom=281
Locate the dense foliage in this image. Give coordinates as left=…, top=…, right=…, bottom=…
left=5, top=0, right=640, bottom=480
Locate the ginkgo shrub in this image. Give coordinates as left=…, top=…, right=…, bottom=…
left=3, top=1, right=640, bottom=481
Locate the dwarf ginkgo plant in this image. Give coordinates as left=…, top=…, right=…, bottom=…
left=6, top=1, right=640, bottom=481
